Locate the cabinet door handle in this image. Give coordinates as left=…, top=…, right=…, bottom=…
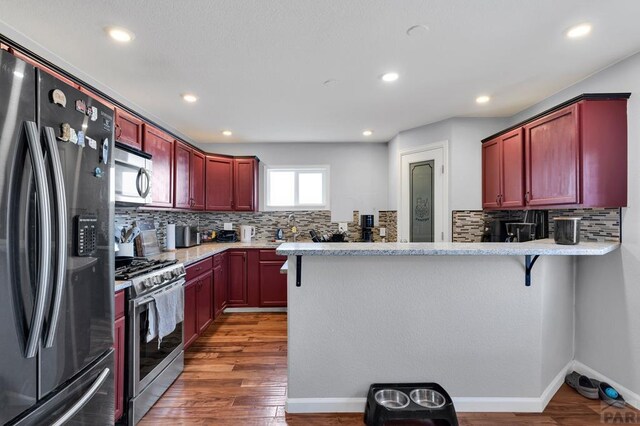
left=496, top=195, right=500, bottom=206
left=115, top=123, right=122, bottom=139
left=525, top=192, right=530, bottom=204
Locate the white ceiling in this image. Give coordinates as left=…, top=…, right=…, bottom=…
left=1, top=0, right=640, bottom=143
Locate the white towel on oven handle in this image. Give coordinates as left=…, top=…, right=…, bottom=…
left=152, top=284, right=184, bottom=348
left=146, top=301, right=157, bottom=343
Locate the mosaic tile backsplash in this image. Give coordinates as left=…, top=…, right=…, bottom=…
left=115, top=209, right=398, bottom=249
left=452, top=208, right=621, bottom=243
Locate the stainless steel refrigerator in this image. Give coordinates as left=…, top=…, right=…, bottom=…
left=0, top=49, right=115, bottom=425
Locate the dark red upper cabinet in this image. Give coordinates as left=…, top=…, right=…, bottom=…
left=115, top=108, right=144, bottom=150
left=143, top=125, right=174, bottom=208
left=482, top=129, right=524, bottom=210
left=525, top=105, right=580, bottom=207
left=191, top=151, right=205, bottom=210
left=205, top=155, right=234, bottom=211
left=482, top=94, right=628, bottom=209
left=500, top=129, right=525, bottom=208
left=482, top=138, right=501, bottom=209
left=174, top=141, right=192, bottom=209
left=234, top=158, right=258, bottom=211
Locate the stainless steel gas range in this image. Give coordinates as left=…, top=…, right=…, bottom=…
left=116, top=259, right=186, bottom=424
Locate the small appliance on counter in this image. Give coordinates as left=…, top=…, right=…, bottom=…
left=481, top=219, right=509, bottom=242
left=240, top=225, right=256, bottom=243
left=217, top=229, right=238, bottom=242
left=175, top=225, right=200, bottom=248
left=531, top=210, right=549, bottom=239
left=199, top=230, right=217, bottom=243
left=361, top=214, right=374, bottom=242
left=554, top=217, right=581, bottom=245
left=505, top=223, right=536, bottom=243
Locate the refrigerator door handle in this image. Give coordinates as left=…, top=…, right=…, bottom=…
left=43, top=126, right=67, bottom=348
left=50, top=367, right=110, bottom=426
left=23, top=121, right=52, bottom=358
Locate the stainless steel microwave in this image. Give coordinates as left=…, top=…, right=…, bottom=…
left=114, top=143, right=153, bottom=206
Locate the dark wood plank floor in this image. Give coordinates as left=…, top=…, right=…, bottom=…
left=140, top=312, right=638, bottom=425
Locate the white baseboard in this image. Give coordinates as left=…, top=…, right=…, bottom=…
left=286, top=361, right=573, bottom=414
left=453, top=360, right=573, bottom=412
left=573, top=360, right=640, bottom=410
left=223, top=307, right=287, bottom=313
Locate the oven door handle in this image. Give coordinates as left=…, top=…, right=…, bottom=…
left=134, top=278, right=185, bottom=307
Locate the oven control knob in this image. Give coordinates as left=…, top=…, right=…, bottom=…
left=143, top=278, right=153, bottom=288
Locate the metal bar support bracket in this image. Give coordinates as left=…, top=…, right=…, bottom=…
left=525, top=255, right=540, bottom=287
left=296, top=255, right=302, bottom=287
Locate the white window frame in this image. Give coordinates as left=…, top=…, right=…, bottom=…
left=264, top=165, right=330, bottom=211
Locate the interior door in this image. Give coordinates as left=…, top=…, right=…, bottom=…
left=409, top=160, right=435, bottom=242
left=38, top=72, right=114, bottom=397
left=0, top=50, right=39, bottom=425
left=400, top=144, right=447, bottom=242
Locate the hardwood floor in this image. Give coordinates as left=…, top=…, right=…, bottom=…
left=140, top=313, right=638, bottom=425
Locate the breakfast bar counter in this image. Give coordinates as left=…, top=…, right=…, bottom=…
left=277, top=240, right=620, bottom=414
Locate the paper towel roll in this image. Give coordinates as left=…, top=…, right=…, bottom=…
left=166, top=224, right=176, bottom=251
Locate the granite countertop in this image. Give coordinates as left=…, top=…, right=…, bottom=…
left=276, top=239, right=620, bottom=256
left=147, top=241, right=283, bottom=265
left=114, top=241, right=284, bottom=292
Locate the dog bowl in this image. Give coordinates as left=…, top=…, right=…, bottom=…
left=410, top=389, right=446, bottom=409
left=374, top=389, right=410, bottom=409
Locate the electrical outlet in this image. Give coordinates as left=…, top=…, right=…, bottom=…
left=379, top=227, right=386, bottom=237
left=224, top=222, right=233, bottom=230
left=338, top=222, right=348, bottom=232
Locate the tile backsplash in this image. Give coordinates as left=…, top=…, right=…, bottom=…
left=115, top=209, right=399, bottom=249
left=452, top=208, right=621, bottom=243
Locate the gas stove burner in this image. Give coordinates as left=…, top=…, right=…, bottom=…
left=115, top=259, right=178, bottom=280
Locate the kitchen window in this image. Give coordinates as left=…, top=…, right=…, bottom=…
left=265, top=166, right=330, bottom=210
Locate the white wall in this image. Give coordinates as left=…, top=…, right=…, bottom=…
left=506, top=52, right=640, bottom=401
left=387, top=117, right=507, bottom=213
left=287, top=255, right=574, bottom=412
left=195, top=142, right=388, bottom=223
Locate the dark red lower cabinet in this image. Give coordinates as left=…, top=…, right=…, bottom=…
left=259, top=261, right=287, bottom=307
left=183, top=280, right=198, bottom=350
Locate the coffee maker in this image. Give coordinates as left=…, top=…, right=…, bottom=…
left=361, top=214, right=374, bottom=242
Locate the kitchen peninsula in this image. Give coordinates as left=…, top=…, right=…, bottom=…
left=277, top=240, right=619, bottom=413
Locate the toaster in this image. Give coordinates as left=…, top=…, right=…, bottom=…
left=175, top=226, right=200, bottom=248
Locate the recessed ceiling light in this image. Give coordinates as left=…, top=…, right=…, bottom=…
left=323, top=79, right=338, bottom=86
left=476, top=95, right=491, bottom=104
left=182, top=93, right=198, bottom=103
left=381, top=72, right=399, bottom=82
left=362, top=130, right=373, bottom=136
left=566, top=23, right=592, bottom=39
left=406, top=24, right=429, bottom=36
left=106, top=27, right=135, bottom=43
left=222, top=130, right=232, bottom=136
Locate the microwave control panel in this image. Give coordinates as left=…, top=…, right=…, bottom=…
left=75, top=214, right=98, bottom=257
